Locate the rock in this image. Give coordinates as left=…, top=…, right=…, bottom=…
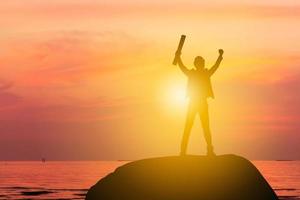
left=86, top=154, right=279, bottom=200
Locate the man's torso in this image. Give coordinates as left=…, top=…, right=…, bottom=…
left=187, top=69, right=214, bottom=100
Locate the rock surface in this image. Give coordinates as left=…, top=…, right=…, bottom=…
left=86, top=154, right=279, bottom=200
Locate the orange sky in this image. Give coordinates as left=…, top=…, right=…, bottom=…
left=0, top=0, right=299, bottom=160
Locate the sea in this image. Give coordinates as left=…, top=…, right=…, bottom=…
left=0, top=160, right=299, bottom=200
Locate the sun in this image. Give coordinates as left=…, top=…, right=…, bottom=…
left=159, top=74, right=188, bottom=111
left=168, top=84, right=187, bottom=107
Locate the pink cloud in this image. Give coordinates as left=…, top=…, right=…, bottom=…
left=0, top=94, right=136, bottom=122
left=0, top=31, right=152, bottom=88
left=0, top=30, right=154, bottom=124
left=1, top=1, right=299, bottom=23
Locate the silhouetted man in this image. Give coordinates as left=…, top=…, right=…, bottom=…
left=175, top=49, right=223, bottom=156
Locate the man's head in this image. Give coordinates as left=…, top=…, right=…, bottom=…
left=194, top=56, right=205, bottom=70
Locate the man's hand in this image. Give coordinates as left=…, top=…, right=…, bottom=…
left=218, top=49, right=224, bottom=56
left=173, top=51, right=182, bottom=65
left=208, top=49, right=224, bottom=76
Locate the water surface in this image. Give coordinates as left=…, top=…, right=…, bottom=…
left=0, top=160, right=299, bottom=199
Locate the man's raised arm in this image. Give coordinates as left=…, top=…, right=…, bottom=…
left=175, top=51, right=189, bottom=76
left=208, top=49, right=224, bottom=76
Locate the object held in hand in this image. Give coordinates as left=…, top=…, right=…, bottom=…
left=173, top=35, right=186, bottom=65
left=219, top=49, right=224, bottom=55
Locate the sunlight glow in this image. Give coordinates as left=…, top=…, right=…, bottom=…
left=159, top=74, right=188, bottom=112
left=168, top=84, right=187, bottom=107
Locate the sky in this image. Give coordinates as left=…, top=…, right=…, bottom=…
left=0, top=0, right=299, bottom=160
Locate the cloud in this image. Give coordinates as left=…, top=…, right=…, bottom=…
left=0, top=95, right=132, bottom=122
left=1, top=31, right=152, bottom=88
left=0, top=80, right=13, bottom=91
left=0, top=80, right=22, bottom=107
left=0, top=29, right=157, bottom=125
left=1, top=1, right=299, bottom=23
left=0, top=92, right=21, bottom=107
left=226, top=71, right=300, bottom=133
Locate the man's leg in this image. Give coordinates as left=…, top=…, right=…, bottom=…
left=180, top=102, right=197, bottom=156
left=199, top=102, right=215, bottom=156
